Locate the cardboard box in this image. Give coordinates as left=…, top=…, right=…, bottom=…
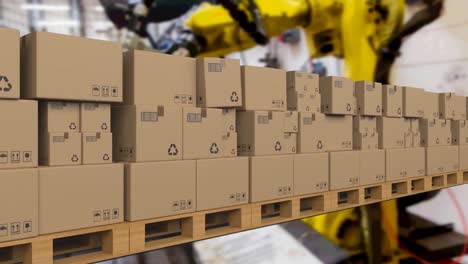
left=293, top=153, right=329, bottom=195
left=123, top=50, right=196, bottom=106
left=354, top=131, right=379, bottom=150
left=320, top=76, right=355, bottom=115
left=452, top=120, right=468, bottom=145
left=249, top=155, right=293, bottom=202
left=237, top=110, right=296, bottom=156
left=112, top=105, right=182, bottom=162
left=459, top=145, right=468, bottom=170
left=454, top=95, right=467, bottom=120
left=0, top=100, right=38, bottom=169
left=82, top=132, right=112, bottom=164
left=426, top=146, right=459, bottom=175
left=382, top=85, right=402, bottom=117
left=241, top=66, right=286, bottom=111
left=420, top=119, right=452, bottom=147
left=0, top=28, right=20, bottom=99
left=183, top=107, right=236, bottom=159
left=409, top=118, right=421, bottom=147
left=196, top=157, right=249, bottom=211
left=425, top=91, right=440, bottom=119
left=21, top=32, right=122, bottom=102
left=286, top=71, right=321, bottom=113
left=39, top=132, right=81, bottom=166
left=329, top=151, right=359, bottom=191
left=39, top=101, right=80, bottom=132
left=353, top=116, right=377, bottom=133
left=284, top=111, right=299, bottom=133
left=124, top=160, right=195, bottom=221
left=196, top=58, right=242, bottom=107
left=376, top=117, right=405, bottom=149
left=359, top=150, right=385, bottom=185
left=403, top=118, right=412, bottom=148
left=386, top=148, right=425, bottom=181
left=39, top=164, right=124, bottom=234
left=80, top=103, right=111, bottom=132
left=298, top=113, right=352, bottom=153
left=0, top=168, right=38, bottom=242
left=402, top=87, right=425, bottom=118
left=355, top=81, right=382, bottom=116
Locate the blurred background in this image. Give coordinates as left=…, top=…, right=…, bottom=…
left=1, top=0, right=467, bottom=263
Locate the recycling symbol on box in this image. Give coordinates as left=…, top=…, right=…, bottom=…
left=317, top=140, right=323, bottom=150
left=397, top=107, right=402, bottom=115
left=376, top=105, right=381, bottom=113
left=436, top=138, right=440, bottom=144
left=230, top=92, right=239, bottom=103
left=168, top=144, right=179, bottom=156
left=0, top=76, right=12, bottom=92
left=103, top=154, right=110, bottom=161
left=210, top=143, right=219, bottom=154
left=274, top=141, right=282, bottom=151
left=101, top=123, right=108, bottom=130
left=69, top=122, right=77, bottom=130
left=71, top=155, right=79, bottom=162
left=346, top=103, right=352, bottom=112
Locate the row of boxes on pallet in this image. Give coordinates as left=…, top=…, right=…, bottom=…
left=2, top=145, right=464, bottom=242
left=0, top=164, right=123, bottom=242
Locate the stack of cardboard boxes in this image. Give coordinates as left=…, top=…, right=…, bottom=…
left=118, top=52, right=247, bottom=223
left=20, top=32, right=124, bottom=236
left=0, top=28, right=38, bottom=243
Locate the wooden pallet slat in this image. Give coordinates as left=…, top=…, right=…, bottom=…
left=251, top=197, right=297, bottom=227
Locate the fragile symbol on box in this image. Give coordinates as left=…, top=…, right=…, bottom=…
left=0, top=224, right=7, bottom=237
left=93, top=211, right=102, bottom=222
left=112, top=208, right=119, bottom=219
left=23, top=221, right=32, bottom=233
left=10, top=222, right=20, bottom=235
left=0, top=76, right=13, bottom=92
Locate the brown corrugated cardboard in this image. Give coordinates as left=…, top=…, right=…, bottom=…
left=39, top=101, right=80, bottom=132
left=250, top=155, right=293, bottom=202
left=0, top=28, right=20, bottom=99
left=386, top=148, right=425, bottom=181
left=123, top=50, right=196, bottom=106
left=80, top=103, right=111, bottom=132
left=459, top=145, right=468, bottom=170
left=286, top=71, right=321, bottom=113
left=426, top=146, right=459, bottom=175
left=237, top=110, right=296, bottom=156
left=454, top=95, right=467, bottom=120
left=452, top=120, right=468, bottom=145
left=284, top=111, right=298, bottom=133
left=183, top=107, right=236, bottom=159
left=353, top=116, right=377, bottom=133
left=403, top=118, right=412, bottom=148
left=382, top=85, right=402, bottom=117
left=409, top=118, right=421, bottom=147
left=0, top=168, right=38, bottom=242
left=112, top=105, right=182, bottom=162
left=21, top=32, right=122, bottom=102
left=329, top=151, right=359, bottom=191
left=439, top=92, right=456, bottom=119
left=402, top=87, right=425, bottom=118
left=355, top=81, right=382, bottom=116
left=376, top=117, right=405, bottom=149
left=39, top=132, right=81, bottom=166
left=196, top=58, right=242, bottom=107
left=39, top=164, right=123, bottom=234
left=82, top=132, right=112, bottom=164
left=425, top=91, right=440, bottom=119
left=298, top=113, right=352, bottom=153
left=320, top=76, right=355, bottom=115
left=359, top=150, right=385, bottom=185
left=196, top=157, right=249, bottom=211
left=293, top=153, right=329, bottom=195
left=420, top=119, right=452, bottom=147
left=0, top=100, right=38, bottom=169
left=241, top=66, right=286, bottom=111
left=353, top=131, right=379, bottom=150
left=124, top=160, right=195, bottom=221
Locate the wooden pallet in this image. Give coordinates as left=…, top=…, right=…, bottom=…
left=0, top=223, right=128, bottom=264
left=128, top=204, right=251, bottom=254
left=0, top=176, right=465, bottom=263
